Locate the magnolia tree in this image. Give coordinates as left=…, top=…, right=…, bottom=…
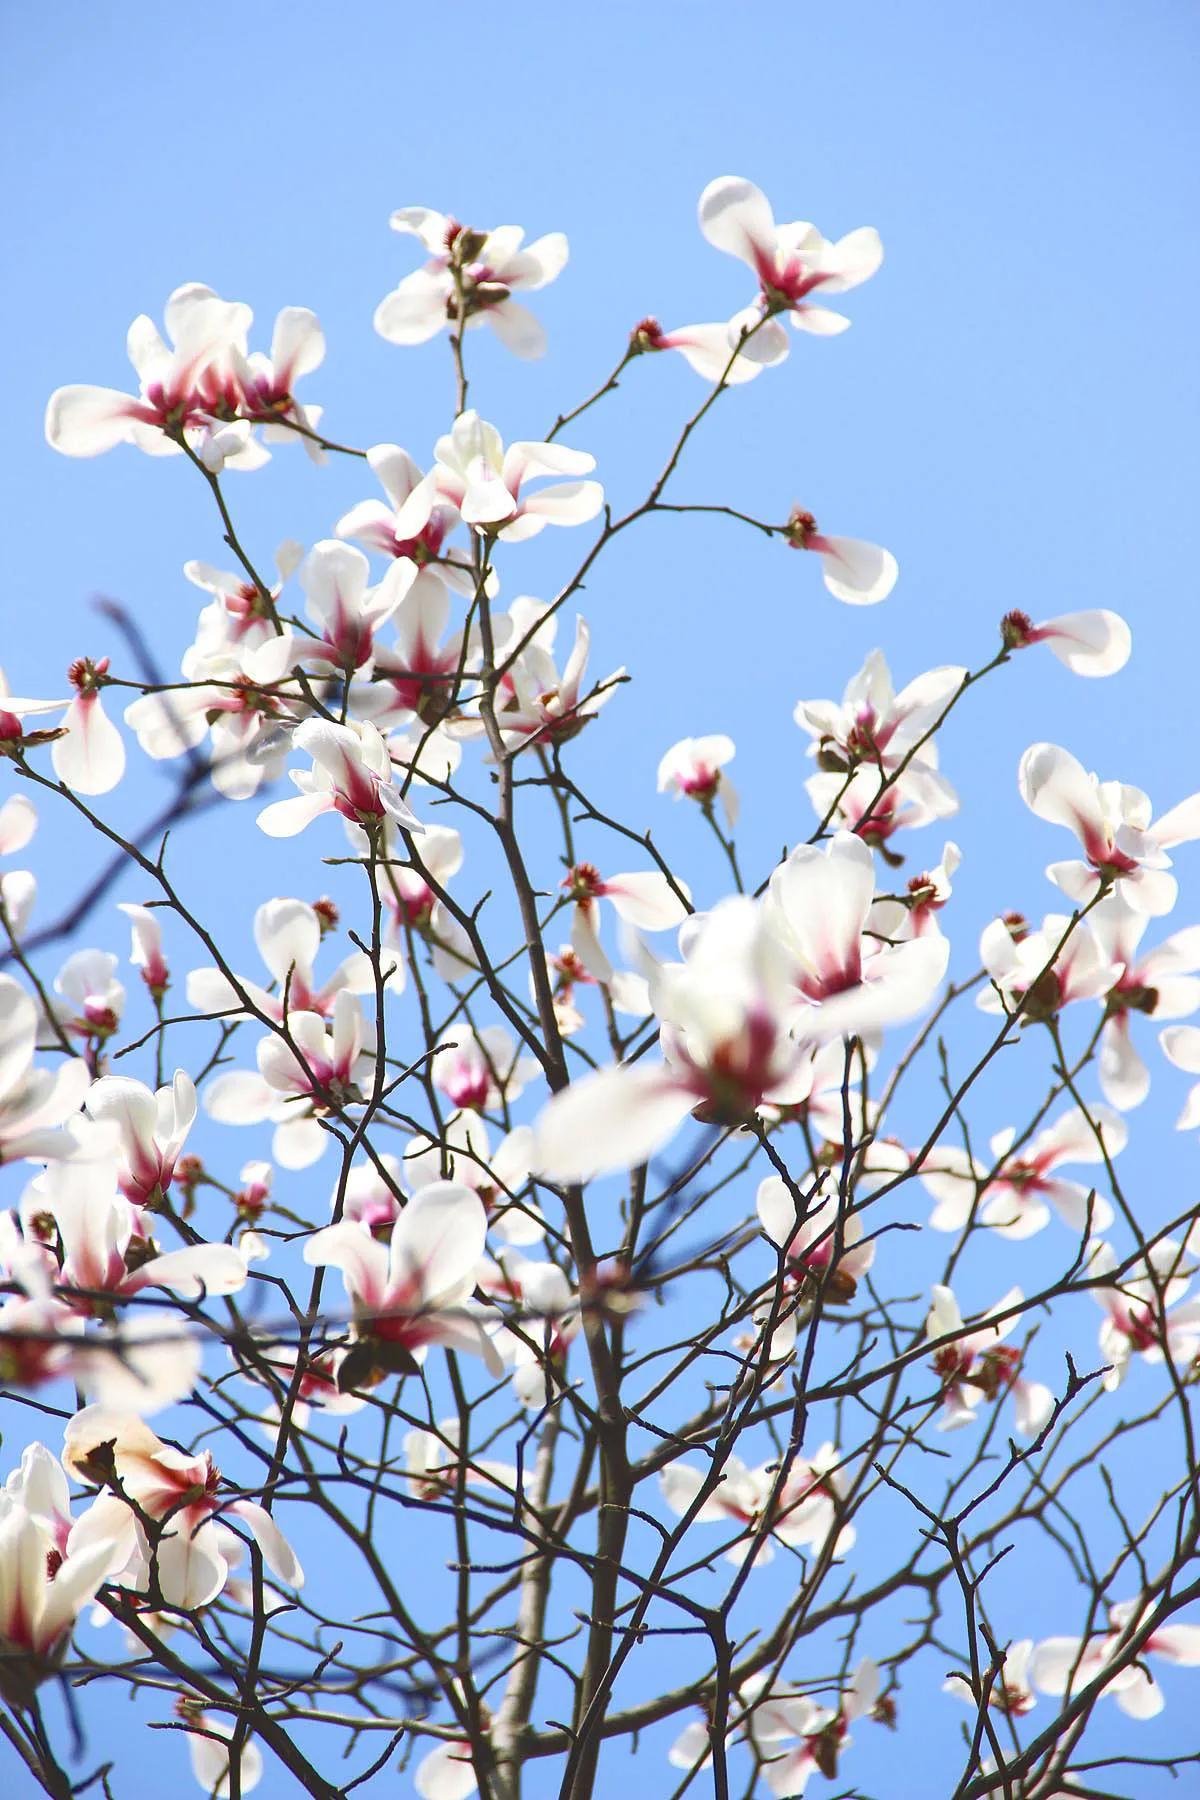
left=1, top=175, right=1199, bottom=1800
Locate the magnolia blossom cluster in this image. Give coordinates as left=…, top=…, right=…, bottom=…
left=3, top=171, right=1196, bottom=1800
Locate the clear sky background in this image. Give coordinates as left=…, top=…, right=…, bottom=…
left=3, top=2, right=1200, bottom=1795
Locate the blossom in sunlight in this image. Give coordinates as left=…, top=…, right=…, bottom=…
left=377, top=821, right=476, bottom=989
left=184, top=542, right=303, bottom=661
left=124, top=627, right=303, bottom=802
left=756, top=1178, right=875, bottom=1301
left=0, top=975, right=90, bottom=1164
left=766, top=831, right=949, bottom=1041
left=63, top=1408, right=303, bottom=1609
left=1087, top=1236, right=1200, bottom=1389
left=1001, top=607, right=1132, bottom=677
left=335, top=443, right=482, bottom=597
left=698, top=175, right=883, bottom=363
left=629, top=313, right=785, bottom=384
left=51, top=948, right=126, bottom=1047
left=403, top=1111, right=542, bottom=1245
left=794, top=648, right=964, bottom=775
left=432, top=1026, right=540, bottom=1114
left=1087, top=893, right=1200, bottom=1109
left=563, top=861, right=690, bottom=982
left=303, top=1182, right=501, bottom=1384
left=45, top=284, right=253, bottom=461
left=867, top=842, right=961, bottom=943
left=784, top=507, right=898, bottom=605
left=946, top=1640, right=1036, bottom=1717
left=494, top=615, right=623, bottom=753
left=531, top=896, right=808, bottom=1182
left=806, top=757, right=959, bottom=854
left=403, top=1419, right=517, bottom=1505
left=751, top=1659, right=881, bottom=1795
left=296, top=538, right=416, bottom=674
left=1032, top=1601, right=1200, bottom=1720
left=257, top=718, right=423, bottom=838
left=920, top=1105, right=1124, bottom=1238
left=205, top=991, right=376, bottom=1168
left=657, top=733, right=739, bottom=826
left=1018, top=742, right=1200, bottom=915
left=0, top=1488, right=117, bottom=1704
left=231, top=303, right=326, bottom=456
left=117, top=903, right=170, bottom=999
left=186, top=1716, right=263, bottom=1798
left=926, top=1285, right=1053, bottom=1435
left=978, top=911, right=1119, bottom=1023
left=413, top=1737, right=480, bottom=1800
left=433, top=411, right=603, bottom=541
left=486, top=1252, right=581, bottom=1408
left=82, top=1071, right=197, bottom=1204
left=659, top=1443, right=854, bottom=1566
left=50, top=656, right=125, bottom=795
left=186, top=895, right=375, bottom=1025
left=20, top=1157, right=251, bottom=1305
left=375, top=209, right=568, bottom=360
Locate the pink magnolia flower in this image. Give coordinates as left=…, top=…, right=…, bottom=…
left=303, top=1183, right=500, bottom=1380
left=765, top=832, right=950, bottom=1042
left=21, top=1158, right=249, bottom=1306
left=186, top=1716, right=263, bottom=1798
left=256, top=718, right=423, bottom=839
left=124, top=629, right=303, bottom=802
left=297, top=539, right=415, bottom=674
left=187, top=896, right=375, bottom=1025
left=1087, top=1236, right=1200, bottom=1389
left=433, top=410, right=603, bottom=542
left=657, top=733, right=739, bottom=826
left=978, top=911, right=1119, bottom=1023
left=117, top=903, right=170, bottom=999
left=403, top=1419, right=518, bottom=1506
left=50, top=656, right=125, bottom=796
left=531, top=896, right=808, bottom=1182
left=756, top=1177, right=875, bottom=1300
left=750, top=1659, right=881, bottom=1796
left=0, top=1490, right=117, bottom=1703
left=563, top=862, right=690, bottom=983
left=1001, top=607, right=1132, bottom=677
left=413, top=1737, right=480, bottom=1800
left=184, top=541, right=303, bottom=663
left=378, top=821, right=475, bottom=990
left=495, top=615, right=623, bottom=754
left=335, top=444, right=480, bottom=597
left=699, top=175, right=883, bottom=355
left=1032, top=1601, right=1200, bottom=1720
left=926, top=1285, right=1053, bottom=1435
left=0, top=976, right=90, bottom=1164
left=1087, top=892, right=1200, bottom=1109
left=45, top=284, right=253, bottom=461
left=795, top=648, right=964, bottom=775
left=946, top=1639, right=1036, bottom=1717
left=784, top=508, right=897, bottom=605
left=63, top=1408, right=303, bottom=1609
left=660, top=1443, right=854, bottom=1566
left=51, top=948, right=126, bottom=1047
left=630, top=314, right=784, bottom=384
left=487, top=1253, right=581, bottom=1408
left=229, top=303, right=326, bottom=456
left=83, top=1072, right=196, bottom=1205
left=375, top=209, right=568, bottom=360
left=403, top=1111, right=541, bottom=1245
left=205, top=992, right=376, bottom=1169
left=1019, top=742, right=1200, bottom=915
left=432, top=1026, right=539, bottom=1115
left=921, top=1106, right=1124, bottom=1238
left=806, top=756, right=959, bottom=852
left=868, top=842, right=962, bottom=944
left=356, top=572, right=492, bottom=732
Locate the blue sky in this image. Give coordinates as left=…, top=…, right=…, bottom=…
left=3, top=2, right=1200, bottom=1795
